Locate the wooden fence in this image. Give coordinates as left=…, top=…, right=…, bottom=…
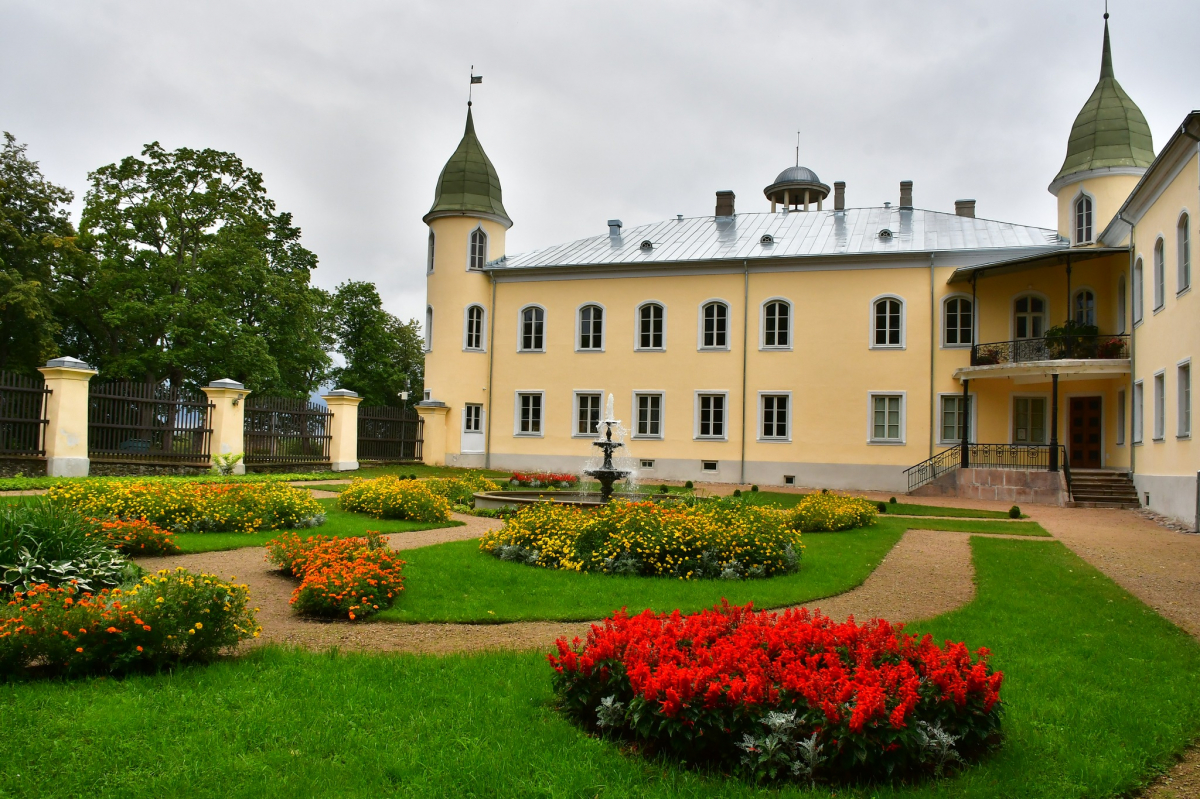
left=0, top=371, right=50, bottom=456
left=243, top=396, right=332, bottom=466
left=88, top=381, right=213, bottom=463
left=357, top=405, right=423, bottom=462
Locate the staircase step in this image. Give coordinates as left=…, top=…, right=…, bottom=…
left=1066, top=500, right=1141, bottom=509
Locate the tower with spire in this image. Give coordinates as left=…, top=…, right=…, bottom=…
left=1049, top=11, right=1154, bottom=245
left=418, top=102, right=511, bottom=466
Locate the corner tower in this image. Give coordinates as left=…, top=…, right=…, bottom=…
left=419, top=106, right=511, bottom=466
left=1049, top=14, right=1154, bottom=245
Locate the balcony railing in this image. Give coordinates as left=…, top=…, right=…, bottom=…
left=970, top=334, right=1129, bottom=366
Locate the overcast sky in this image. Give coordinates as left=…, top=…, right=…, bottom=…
left=3, top=1, right=1196, bottom=323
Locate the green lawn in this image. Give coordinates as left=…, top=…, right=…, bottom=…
left=3, top=536, right=1198, bottom=798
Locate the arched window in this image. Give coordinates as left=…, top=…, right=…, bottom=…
left=1154, top=238, right=1165, bottom=309
left=1075, top=195, right=1093, bottom=244
left=699, top=301, right=729, bottom=349
left=1014, top=294, right=1046, bottom=339
left=424, top=306, right=433, bottom=352
left=1117, top=275, right=1127, bottom=334
left=943, top=296, right=973, bottom=346
left=463, top=305, right=485, bottom=351
left=1179, top=213, right=1192, bottom=292
left=1073, top=290, right=1096, bottom=327
left=1133, top=258, right=1144, bottom=324
left=427, top=231, right=435, bottom=273
left=468, top=228, right=487, bottom=270
left=762, top=300, right=791, bottom=348
left=637, top=302, right=664, bottom=350
left=519, top=306, right=544, bottom=352
left=577, top=304, right=604, bottom=351
left=872, top=296, right=904, bottom=348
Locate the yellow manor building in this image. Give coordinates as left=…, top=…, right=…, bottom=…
left=417, top=18, right=1199, bottom=529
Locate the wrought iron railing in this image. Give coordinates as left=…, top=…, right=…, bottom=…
left=88, top=381, right=213, bottom=463
left=357, top=405, right=423, bottom=462
left=244, top=397, right=332, bottom=466
left=971, top=334, right=1129, bottom=366
left=905, top=443, right=1071, bottom=496
left=0, top=371, right=50, bottom=456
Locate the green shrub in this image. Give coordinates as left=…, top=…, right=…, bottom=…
left=889, top=496, right=897, bottom=504
left=751, top=485, right=759, bottom=492
left=658, top=484, right=669, bottom=494
left=684, top=481, right=694, bottom=489
left=1009, top=505, right=1022, bottom=519
left=877, top=501, right=888, bottom=513
left=732, top=489, right=742, bottom=497
left=0, top=499, right=133, bottom=593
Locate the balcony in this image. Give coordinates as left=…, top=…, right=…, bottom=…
left=970, top=334, right=1129, bottom=366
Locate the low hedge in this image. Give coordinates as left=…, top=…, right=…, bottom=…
left=549, top=602, right=1003, bottom=785
left=339, top=477, right=453, bottom=523
left=0, top=568, right=259, bottom=676
left=480, top=499, right=801, bottom=580
left=266, top=532, right=405, bottom=620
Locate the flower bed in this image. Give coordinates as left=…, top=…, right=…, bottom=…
left=480, top=499, right=801, bottom=580
left=338, top=476, right=452, bottom=523
left=787, top=491, right=878, bottom=532
left=266, top=532, right=405, bottom=620
left=426, top=471, right=501, bottom=505
left=509, top=472, right=579, bottom=489
left=549, top=602, right=1003, bottom=784
left=0, top=568, right=259, bottom=676
left=46, top=480, right=325, bottom=533
left=90, top=518, right=179, bottom=556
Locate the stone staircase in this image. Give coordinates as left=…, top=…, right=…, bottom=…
left=1067, top=469, right=1141, bottom=509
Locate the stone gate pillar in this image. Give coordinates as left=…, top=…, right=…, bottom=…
left=38, top=356, right=97, bottom=477
left=201, top=378, right=250, bottom=475
left=322, top=389, right=363, bottom=472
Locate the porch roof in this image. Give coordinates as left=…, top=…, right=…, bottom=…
left=953, top=359, right=1131, bottom=382
left=946, top=246, right=1127, bottom=284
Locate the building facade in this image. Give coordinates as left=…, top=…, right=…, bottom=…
left=418, top=18, right=1199, bottom=529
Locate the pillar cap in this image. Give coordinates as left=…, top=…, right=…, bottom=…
left=323, top=388, right=359, bottom=397
left=208, top=378, right=245, bottom=390
left=45, top=356, right=93, bottom=370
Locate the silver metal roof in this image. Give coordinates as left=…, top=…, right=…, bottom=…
left=772, top=165, right=822, bottom=184
left=488, top=208, right=1067, bottom=271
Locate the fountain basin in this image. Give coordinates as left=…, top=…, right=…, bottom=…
left=473, top=490, right=666, bottom=510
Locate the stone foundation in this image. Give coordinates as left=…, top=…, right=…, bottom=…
left=89, top=461, right=211, bottom=477
left=911, top=467, right=1069, bottom=506
left=244, top=463, right=331, bottom=474
left=0, top=457, right=47, bottom=478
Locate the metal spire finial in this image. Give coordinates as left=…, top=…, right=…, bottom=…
left=795, top=130, right=800, bottom=167
left=468, top=65, right=482, bottom=106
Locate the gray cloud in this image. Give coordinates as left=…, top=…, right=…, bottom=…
left=2, top=0, right=1195, bottom=322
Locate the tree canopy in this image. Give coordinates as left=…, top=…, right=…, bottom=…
left=329, top=281, right=424, bottom=407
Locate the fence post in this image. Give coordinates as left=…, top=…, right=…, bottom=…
left=415, top=401, right=449, bottom=466
left=322, top=389, right=363, bottom=472
left=37, top=357, right=97, bottom=477
left=201, top=378, right=249, bottom=474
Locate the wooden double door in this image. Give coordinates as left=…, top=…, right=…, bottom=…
left=1069, top=396, right=1103, bottom=469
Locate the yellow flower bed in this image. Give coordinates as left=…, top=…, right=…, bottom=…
left=45, top=480, right=324, bottom=533
left=787, top=492, right=878, bottom=532
left=479, top=499, right=803, bottom=580
left=424, top=471, right=501, bottom=506
left=338, top=476, right=452, bottom=523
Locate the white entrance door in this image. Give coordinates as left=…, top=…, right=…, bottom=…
left=461, top=404, right=485, bottom=453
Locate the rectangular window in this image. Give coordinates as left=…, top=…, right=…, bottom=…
left=1013, top=397, right=1047, bottom=444
left=1155, top=244, right=1166, bottom=310
left=516, top=393, right=542, bottom=436
left=1132, top=380, right=1144, bottom=444
left=870, top=394, right=903, bottom=442
left=639, top=459, right=655, bottom=469
left=575, top=393, right=602, bottom=436
left=939, top=395, right=973, bottom=443
left=701, top=460, right=719, bottom=472
left=1116, top=389, right=1126, bottom=445
left=783, top=475, right=795, bottom=486
left=760, top=394, right=789, bottom=440
left=1153, top=372, right=1166, bottom=440
left=1179, top=362, right=1192, bottom=438
left=464, top=404, right=482, bottom=433
left=634, top=393, right=663, bottom=438
left=697, top=394, right=726, bottom=439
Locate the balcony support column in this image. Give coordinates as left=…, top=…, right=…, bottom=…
left=960, top=378, right=971, bottom=468
left=1049, top=373, right=1060, bottom=472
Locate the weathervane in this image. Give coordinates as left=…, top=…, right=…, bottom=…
left=468, top=65, right=482, bottom=106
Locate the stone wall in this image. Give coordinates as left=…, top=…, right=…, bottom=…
left=911, top=467, right=1068, bottom=506
left=88, top=461, right=211, bottom=477
left=0, top=457, right=47, bottom=478
left=245, top=463, right=331, bottom=475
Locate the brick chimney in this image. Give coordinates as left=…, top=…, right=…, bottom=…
left=899, top=180, right=913, bottom=209
left=834, top=182, right=845, bottom=211
left=954, top=200, right=976, bottom=218
left=715, top=190, right=735, bottom=217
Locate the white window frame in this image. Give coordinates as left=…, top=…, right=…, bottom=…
left=869, top=295, right=906, bottom=349
left=467, top=226, right=488, bottom=271
left=1179, top=211, right=1192, bottom=295
left=517, top=304, right=546, bottom=353
left=1071, top=287, right=1097, bottom=327
left=1133, top=258, right=1145, bottom=325
left=1010, top=393, right=1050, bottom=445
left=463, top=304, right=486, bottom=352
left=1153, top=370, right=1166, bottom=441
left=572, top=390, right=605, bottom=438
left=576, top=303, right=606, bottom=352
left=513, top=391, right=545, bottom=437
left=631, top=391, right=665, bottom=440
left=697, top=300, right=731, bottom=351
left=941, top=294, right=975, bottom=348
left=1073, top=190, right=1095, bottom=245
left=1011, top=292, right=1050, bottom=340
left=1177, top=359, right=1192, bottom=439
left=424, top=305, right=433, bottom=352
left=759, top=298, right=793, bottom=351
left=937, top=392, right=977, bottom=445
left=757, top=391, right=792, bottom=442
left=1116, top=389, right=1126, bottom=446
left=1117, top=275, right=1127, bottom=334
left=866, top=391, right=906, bottom=444
left=463, top=403, right=484, bottom=434
left=1153, top=237, right=1166, bottom=312
left=693, top=391, right=729, bottom=441
left=635, top=301, right=666, bottom=351
left=427, top=230, right=435, bottom=273
left=1132, top=379, right=1144, bottom=444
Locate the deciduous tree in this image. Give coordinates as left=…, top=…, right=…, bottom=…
left=328, top=280, right=423, bottom=407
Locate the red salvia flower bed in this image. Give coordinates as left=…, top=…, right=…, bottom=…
left=548, top=602, right=1003, bottom=783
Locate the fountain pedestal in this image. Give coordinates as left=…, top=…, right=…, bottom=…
left=584, top=421, right=630, bottom=502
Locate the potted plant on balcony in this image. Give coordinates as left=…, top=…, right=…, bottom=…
left=1097, top=336, right=1127, bottom=359
left=1044, top=321, right=1099, bottom=359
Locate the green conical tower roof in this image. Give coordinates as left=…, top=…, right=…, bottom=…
left=1054, top=18, right=1154, bottom=185
left=424, top=107, right=511, bottom=227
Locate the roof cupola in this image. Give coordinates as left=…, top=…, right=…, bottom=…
left=424, top=107, right=512, bottom=228
left=764, top=165, right=830, bottom=212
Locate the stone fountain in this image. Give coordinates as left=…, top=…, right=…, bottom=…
left=584, top=417, right=631, bottom=502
